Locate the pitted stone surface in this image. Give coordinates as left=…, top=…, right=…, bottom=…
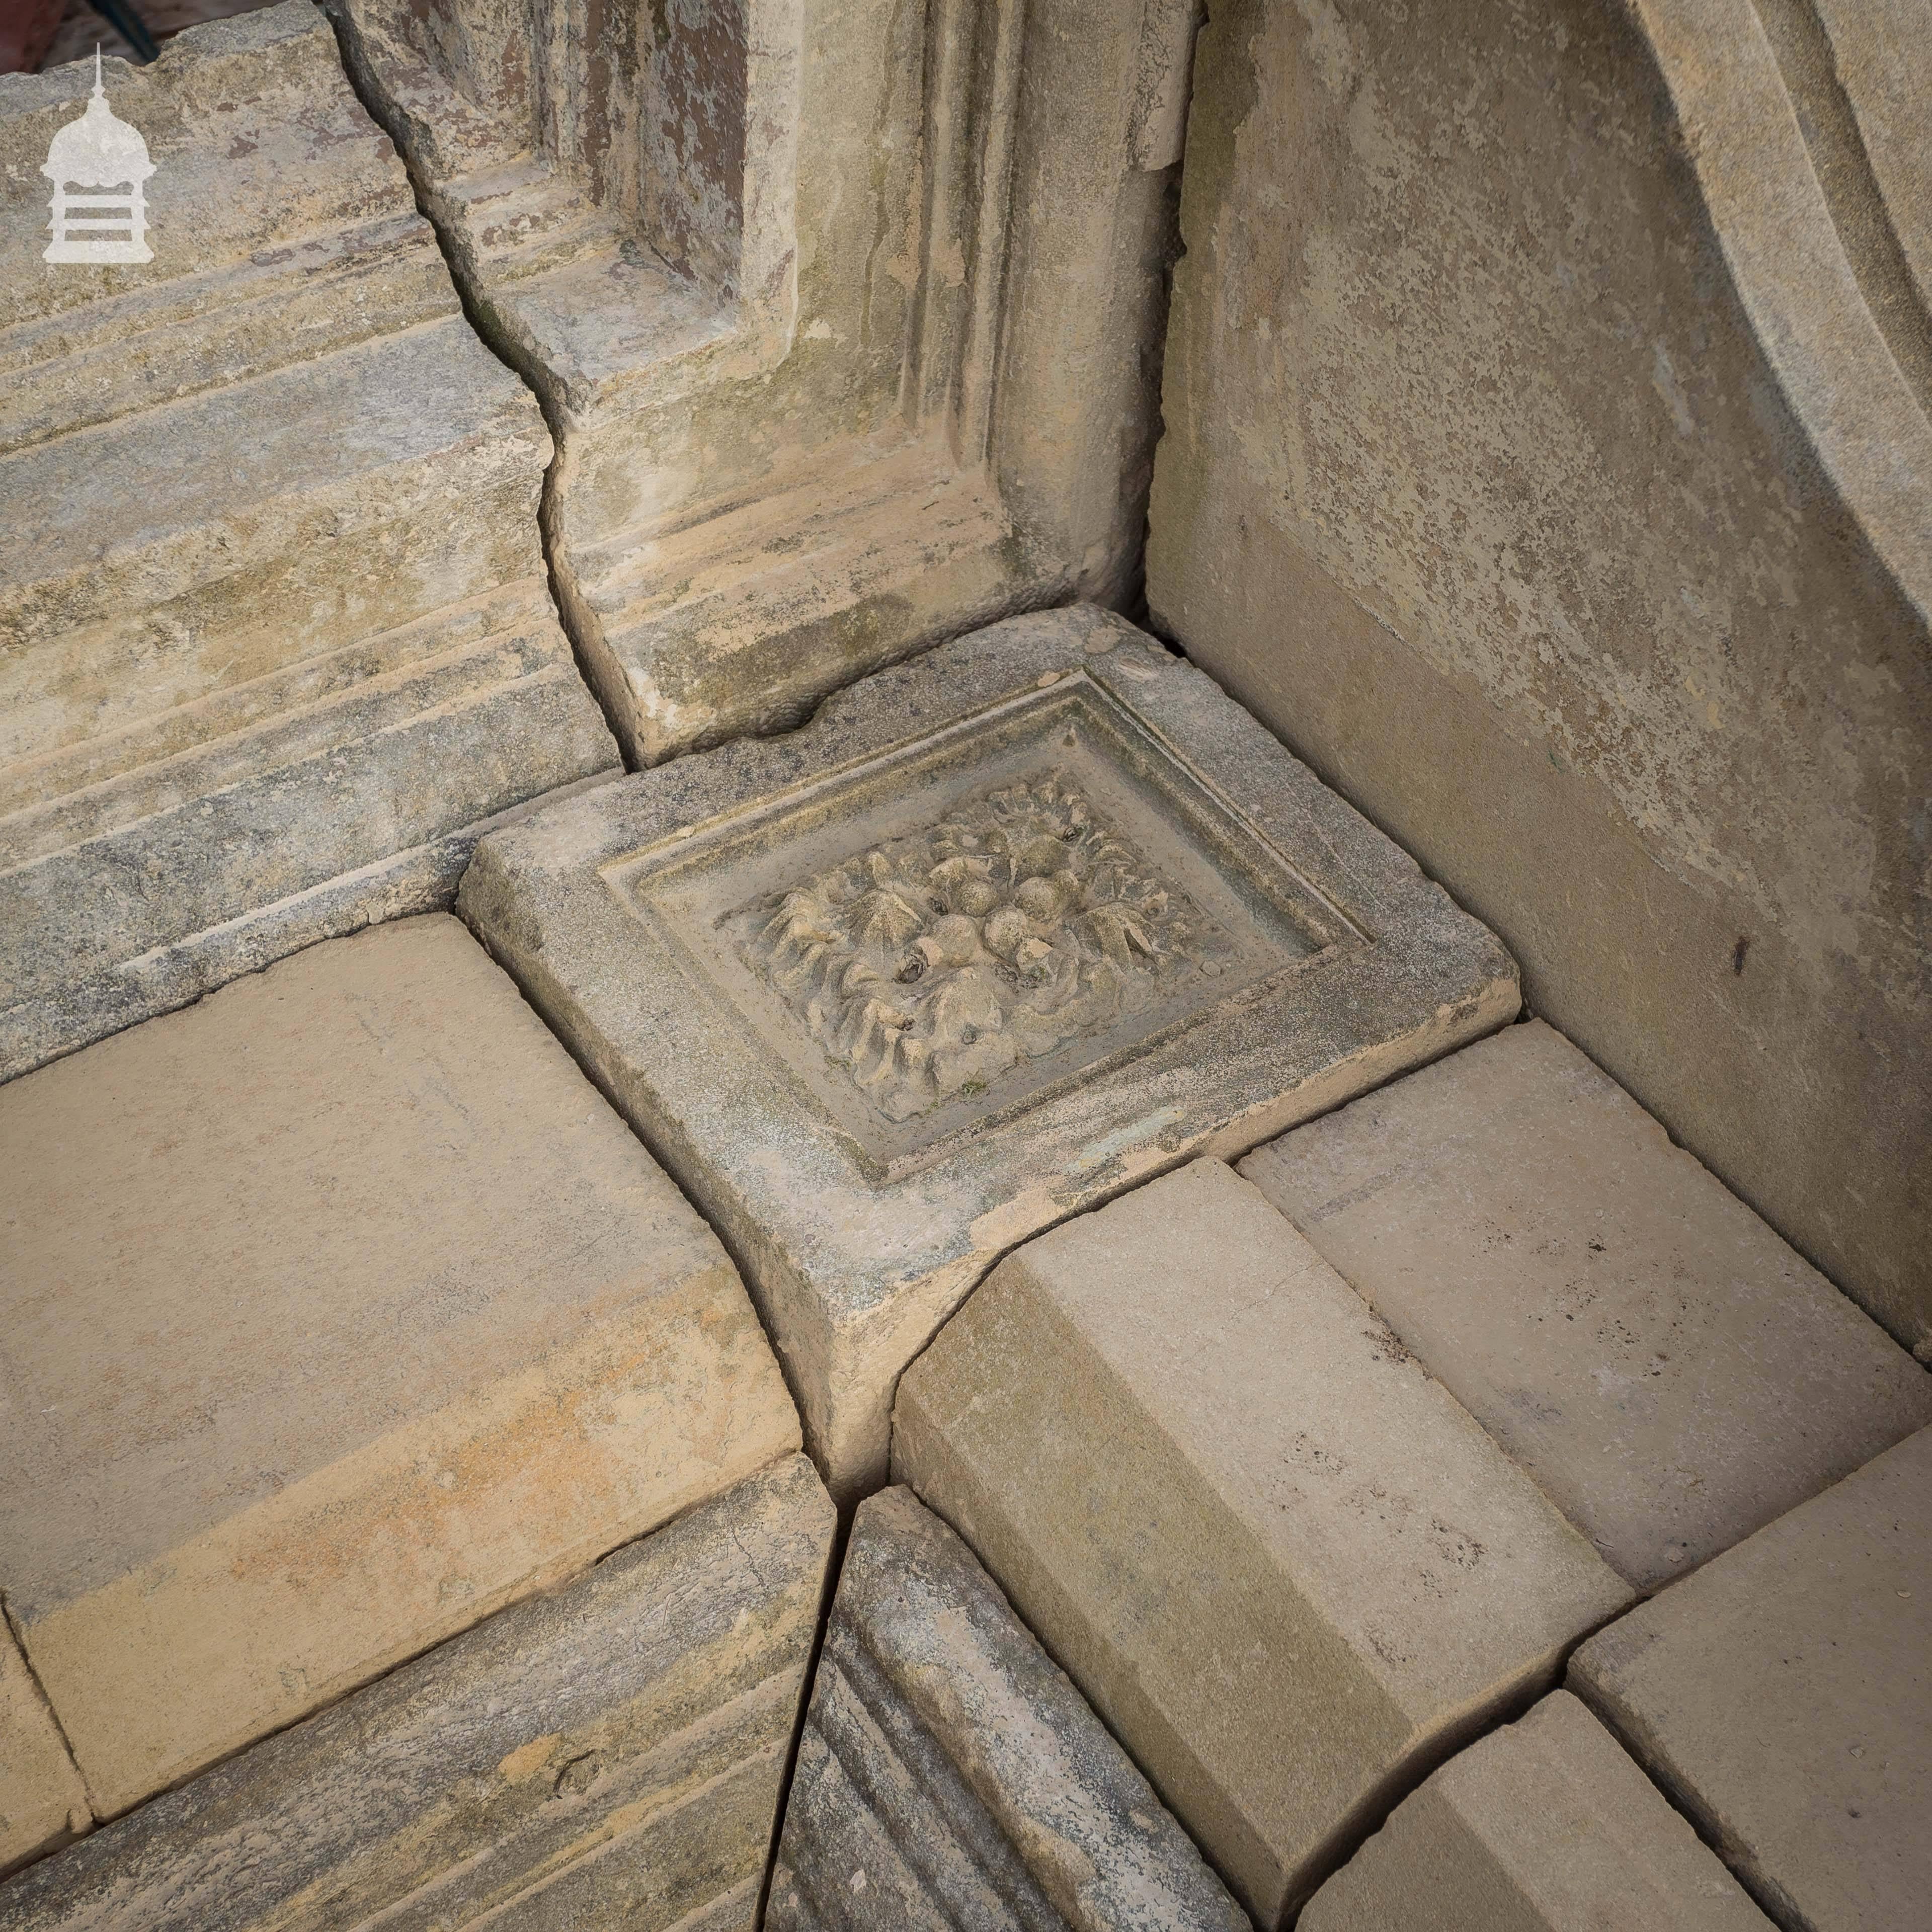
left=459, top=605, right=1518, bottom=1498
left=766, top=1485, right=1247, bottom=1932
left=0, top=915, right=799, bottom=1816
left=1240, top=1021, right=1932, bottom=1589
left=0, top=6, right=617, bottom=1079
left=1299, top=1692, right=1772, bottom=1932
left=1571, top=1424, right=1932, bottom=1932
left=0, top=1626, right=87, bottom=1881
left=893, top=1158, right=1630, bottom=1926
left=0, top=1456, right=833, bottom=1931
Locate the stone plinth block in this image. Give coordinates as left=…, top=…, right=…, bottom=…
left=767, top=1485, right=1247, bottom=1931
left=327, top=0, right=1186, bottom=765
left=1571, top=1424, right=1932, bottom=1932
left=0, top=915, right=799, bottom=1816
left=0, top=1456, right=834, bottom=1931
left=1240, top=1021, right=1932, bottom=1589
left=0, top=5, right=617, bottom=1080
left=458, top=605, right=1519, bottom=1499
left=0, top=1626, right=87, bottom=1881
left=893, top=1158, right=1631, bottom=1927
left=1299, top=1692, right=1772, bottom=1932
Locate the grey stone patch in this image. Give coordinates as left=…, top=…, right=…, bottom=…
left=1570, top=1423, right=1932, bottom=1932
left=1299, top=1692, right=1773, bottom=1932
left=457, top=604, right=1520, bottom=1499
left=0, top=1455, right=834, bottom=1930
left=1239, top=1019, right=1932, bottom=1591
left=0, top=5, right=619, bottom=1082
left=766, top=1485, right=1249, bottom=1931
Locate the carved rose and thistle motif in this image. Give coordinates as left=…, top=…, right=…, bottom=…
left=727, top=772, right=1232, bottom=1121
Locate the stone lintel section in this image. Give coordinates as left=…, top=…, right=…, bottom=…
left=325, top=0, right=1194, bottom=764
left=1570, top=1423, right=1932, bottom=1932
left=0, top=6, right=618, bottom=1082
left=457, top=606, right=1520, bottom=1499
left=767, top=1484, right=1247, bottom=1930
left=0, top=1456, right=834, bottom=1929
left=0, top=1627, right=87, bottom=1881
left=1299, top=1691, right=1774, bottom=1932
left=892, top=1158, right=1631, bottom=1927
left=1239, top=1020, right=1932, bottom=1590
left=0, top=916, right=799, bottom=1817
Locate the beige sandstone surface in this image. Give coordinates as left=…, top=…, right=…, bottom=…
left=0, top=915, right=798, bottom=1816
left=1299, top=1691, right=1771, bottom=1932
left=326, top=0, right=1195, bottom=764
left=0, top=1627, right=87, bottom=1881
left=1240, top=1020, right=1932, bottom=1589
left=0, top=5, right=617, bottom=1080
left=893, top=1157, right=1630, bottom=1925
left=1571, top=1422, right=1932, bottom=1932
left=459, top=606, right=1518, bottom=1501
left=0, top=1456, right=834, bottom=1929
left=1148, top=0, right=1932, bottom=1351
left=768, top=1485, right=1246, bottom=1931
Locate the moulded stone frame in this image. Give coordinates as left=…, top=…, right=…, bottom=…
left=458, top=606, right=1520, bottom=1499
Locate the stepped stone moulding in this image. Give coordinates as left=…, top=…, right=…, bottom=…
left=0, top=5, right=619, bottom=1083
left=0, top=1457, right=834, bottom=1930
left=459, top=606, right=1521, bottom=1500
left=324, top=0, right=1202, bottom=764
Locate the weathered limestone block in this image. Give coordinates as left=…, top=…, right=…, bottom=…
left=1147, top=0, right=1932, bottom=1351
left=325, top=0, right=1193, bottom=763
left=0, top=915, right=799, bottom=1817
left=767, top=1485, right=1247, bottom=1931
left=0, top=5, right=619, bottom=1080
left=0, top=1627, right=87, bottom=1881
left=458, top=605, right=1518, bottom=1499
left=1239, top=1021, right=1932, bottom=1590
left=1299, top=1692, right=1772, bottom=1932
left=1571, top=1423, right=1932, bottom=1932
left=893, top=1158, right=1630, bottom=1926
left=0, top=1455, right=834, bottom=1928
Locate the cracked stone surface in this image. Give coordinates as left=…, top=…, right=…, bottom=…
left=0, top=1456, right=833, bottom=1930
left=767, top=1484, right=1247, bottom=1931
left=458, top=604, right=1519, bottom=1500
left=0, top=915, right=799, bottom=1816
left=0, top=3, right=618, bottom=1081
left=893, top=1157, right=1631, bottom=1927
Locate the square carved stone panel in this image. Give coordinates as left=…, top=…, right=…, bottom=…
left=460, top=607, right=1520, bottom=1499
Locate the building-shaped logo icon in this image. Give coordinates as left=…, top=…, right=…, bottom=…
left=42, top=50, right=155, bottom=265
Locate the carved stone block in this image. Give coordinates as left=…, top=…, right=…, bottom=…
left=459, top=605, right=1520, bottom=1499
left=0, top=916, right=800, bottom=1816
left=1239, top=1020, right=1932, bottom=1590
left=766, top=1485, right=1247, bottom=1930
left=0, top=1627, right=87, bottom=1881
left=324, top=0, right=1192, bottom=763
left=0, top=1456, right=834, bottom=1929
left=1571, top=1423, right=1932, bottom=1932
left=893, top=1158, right=1632, bottom=1926
left=1298, top=1693, right=1773, bottom=1932
left=0, top=5, right=618, bottom=1081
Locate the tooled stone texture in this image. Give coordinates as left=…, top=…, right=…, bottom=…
left=0, top=1456, right=834, bottom=1929
left=0, top=915, right=799, bottom=1817
left=0, top=5, right=617, bottom=1080
left=767, top=1485, right=1248, bottom=1931
left=735, top=770, right=1231, bottom=1122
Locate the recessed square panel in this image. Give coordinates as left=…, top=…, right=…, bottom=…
left=460, top=608, right=1518, bottom=1500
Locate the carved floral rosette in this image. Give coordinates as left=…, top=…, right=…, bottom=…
left=730, top=772, right=1230, bottom=1121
